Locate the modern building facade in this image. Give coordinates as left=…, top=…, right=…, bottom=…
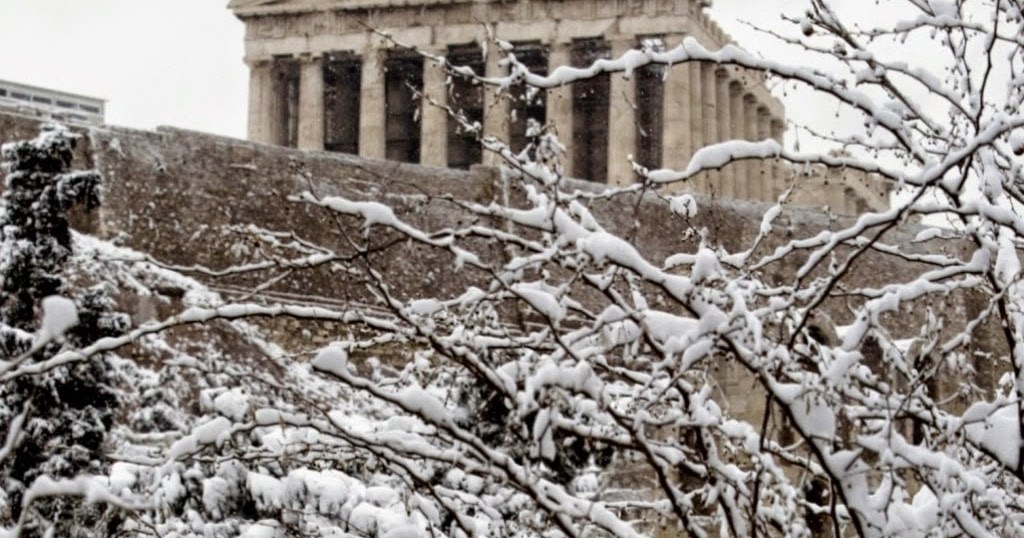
left=0, top=79, right=105, bottom=126
left=229, top=0, right=888, bottom=214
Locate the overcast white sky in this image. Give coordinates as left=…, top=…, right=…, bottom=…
left=0, top=0, right=249, bottom=138
left=0, top=0, right=812, bottom=140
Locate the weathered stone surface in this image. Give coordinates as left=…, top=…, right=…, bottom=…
left=0, top=111, right=1003, bottom=407
left=0, top=114, right=1008, bottom=530
left=226, top=0, right=889, bottom=213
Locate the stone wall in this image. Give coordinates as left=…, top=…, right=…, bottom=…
left=0, top=112, right=1007, bottom=534
left=0, top=113, right=974, bottom=308
left=0, top=110, right=1003, bottom=422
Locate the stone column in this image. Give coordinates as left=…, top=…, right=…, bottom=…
left=297, top=55, right=325, bottom=151
left=359, top=42, right=386, bottom=160
left=420, top=53, right=449, bottom=167
left=548, top=41, right=574, bottom=177
left=715, top=68, right=735, bottom=198
left=756, top=108, right=772, bottom=141
left=743, top=95, right=763, bottom=201
left=662, top=36, right=693, bottom=184
left=771, top=118, right=785, bottom=144
left=246, top=59, right=274, bottom=145
left=757, top=107, right=776, bottom=200
left=607, top=38, right=637, bottom=187
left=729, top=81, right=747, bottom=199
left=482, top=41, right=511, bottom=167
left=826, top=182, right=850, bottom=215
left=267, top=59, right=287, bottom=146
left=686, top=60, right=704, bottom=193
left=700, top=62, right=720, bottom=195
left=770, top=118, right=787, bottom=201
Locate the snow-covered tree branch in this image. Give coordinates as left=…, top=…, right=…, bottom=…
left=4, top=1, right=1024, bottom=537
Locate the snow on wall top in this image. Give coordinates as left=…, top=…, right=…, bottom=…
left=0, top=110, right=1001, bottom=358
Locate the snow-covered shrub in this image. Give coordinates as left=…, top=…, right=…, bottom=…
left=0, top=125, right=128, bottom=536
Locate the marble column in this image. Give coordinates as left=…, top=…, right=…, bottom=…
left=548, top=41, right=574, bottom=177
left=359, top=43, right=386, bottom=160
left=729, top=81, right=747, bottom=200
left=826, top=183, right=850, bottom=215
left=607, top=38, right=638, bottom=187
left=420, top=53, right=449, bottom=167
left=771, top=118, right=785, bottom=144
left=687, top=60, right=704, bottom=192
left=482, top=41, right=511, bottom=167
left=756, top=108, right=772, bottom=141
left=743, top=94, right=763, bottom=201
left=297, top=55, right=325, bottom=151
left=662, top=36, right=693, bottom=182
left=757, top=107, right=775, bottom=200
left=267, top=59, right=289, bottom=147
left=700, top=63, right=720, bottom=195
left=247, top=59, right=274, bottom=145
left=770, top=118, right=786, bottom=200
left=715, top=68, right=735, bottom=198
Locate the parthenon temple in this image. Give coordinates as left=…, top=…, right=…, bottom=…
left=229, top=0, right=889, bottom=214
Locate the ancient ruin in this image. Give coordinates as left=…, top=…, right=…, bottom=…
left=228, top=0, right=888, bottom=214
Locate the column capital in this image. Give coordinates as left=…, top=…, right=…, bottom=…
left=297, top=52, right=325, bottom=63
left=608, top=37, right=637, bottom=60
left=366, top=31, right=390, bottom=51
left=244, top=57, right=272, bottom=69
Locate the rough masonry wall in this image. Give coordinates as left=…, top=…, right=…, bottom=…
left=0, top=111, right=987, bottom=330
left=0, top=112, right=1005, bottom=425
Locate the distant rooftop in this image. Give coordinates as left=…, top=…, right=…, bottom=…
left=0, top=79, right=105, bottom=126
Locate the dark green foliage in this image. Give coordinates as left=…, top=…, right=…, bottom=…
left=0, top=125, right=124, bottom=534
left=453, top=375, right=613, bottom=489
left=0, top=126, right=100, bottom=330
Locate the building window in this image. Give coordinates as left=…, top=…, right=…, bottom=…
left=0, top=88, right=6, bottom=97
left=32, top=95, right=52, bottom=104
left=635, top=37, right=665, bottom=170
left=384, top=53, right=423, bottom=163
left=446, top=44, right=484, bottom=169
left=56, top=100, right=74, bottom=109
left=11, top=92, right=30, bottom=101
left=80, top=104, right=101, bottom=114
left=323, top=52, right=362, bottom=155
left=571, top=38, right=611, bottom=182
left=509, top=42, right=548, bottom=154
left=272, top=57, right=301, bottom=148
